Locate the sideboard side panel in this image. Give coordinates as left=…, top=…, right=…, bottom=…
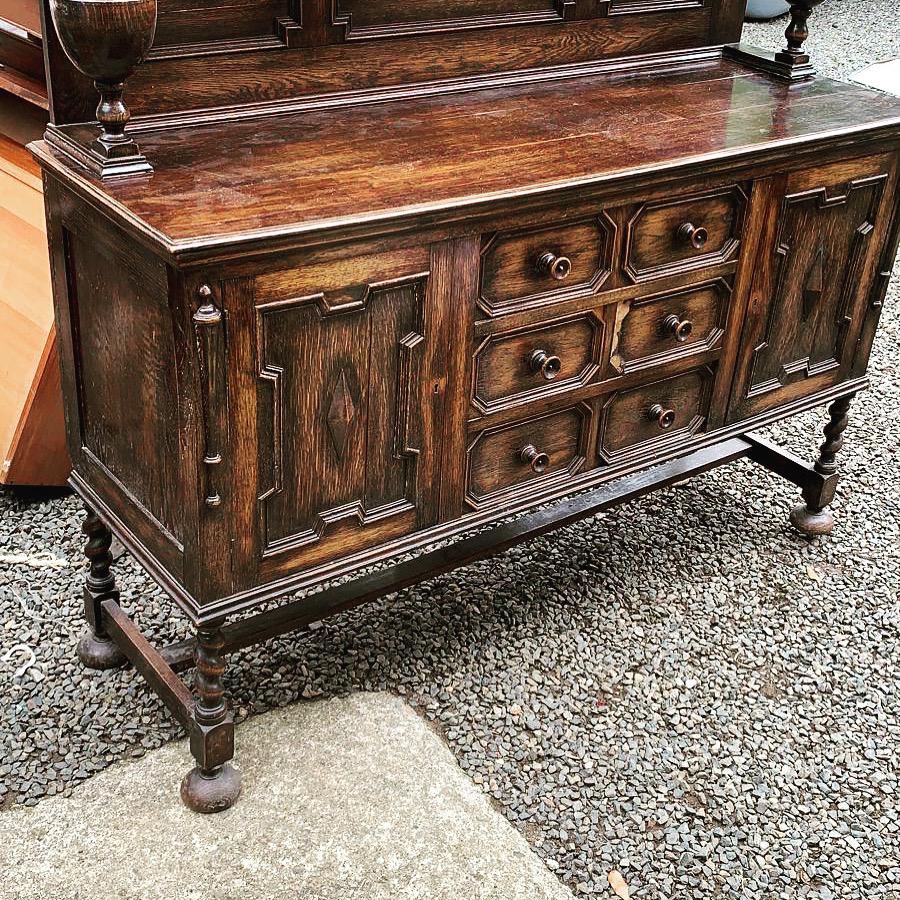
left=44, top=177, right=188, bottom=580
left=852, top=156, right=900, bottom=379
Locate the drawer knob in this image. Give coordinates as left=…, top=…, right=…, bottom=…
left=664, top=314, right=695, bottom=342
left=536, top=252, right=573, bottom=281
left=520, top=444, right=550, bottom=474
left=648, top=403, right=677, bottom=430
left=530, top=349, right=562, bottom=381
left=677, top=222, right=709, bottom=251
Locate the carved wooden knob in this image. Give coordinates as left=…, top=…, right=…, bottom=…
left=677, top=222, right=709, bottom=251
left=520, top=444, right=550, bottom=474
left=664, top=314, right=695, bottom=342
left=530, top=350, right=562, bottom=381
left=536, top=252, right=573, bottom=281
left=648, top=403, right=676, bottom=430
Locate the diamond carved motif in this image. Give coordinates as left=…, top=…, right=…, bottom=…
left=802, top=245, right=825, bottom=321
left=326, top=368, right=357, bottom=460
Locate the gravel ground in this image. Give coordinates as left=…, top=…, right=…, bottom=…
left=2, top=6, right=900, bottom=899
left=742, top=1, right=900, bottom=81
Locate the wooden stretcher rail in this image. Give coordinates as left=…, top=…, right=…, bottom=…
left=101, top=598, right=193, bottom=727
left=744, top=433, right=827, bottom=491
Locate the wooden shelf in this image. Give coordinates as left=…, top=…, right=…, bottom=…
left=0, top=65, right=47, bottom=108
left=0, top=0, right=48, bottom=110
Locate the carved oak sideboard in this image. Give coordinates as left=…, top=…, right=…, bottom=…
left=31, top=0, right=900, bottom=811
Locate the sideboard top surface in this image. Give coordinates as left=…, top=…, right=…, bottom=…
left=32, top=59, right=900, bottom=261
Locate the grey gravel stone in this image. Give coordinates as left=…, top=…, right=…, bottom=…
left=2, top=5, right=900, bottom=899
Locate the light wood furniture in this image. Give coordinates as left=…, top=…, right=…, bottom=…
left=32, top=0, right=900, bottom=811
left=0, top=0, right=69, bottom=485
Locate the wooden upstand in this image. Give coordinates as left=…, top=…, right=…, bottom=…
left=32, top=0, right=900, bottom=811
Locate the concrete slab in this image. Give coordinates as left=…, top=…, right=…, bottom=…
left=850, top=59, right=900, bottom=96
left=0, top=693, right=573, bottom=900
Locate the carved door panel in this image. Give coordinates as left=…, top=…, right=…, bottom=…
left=249, top=245, right=447, bottom=582
left=729, top=156, right=898, bottom=422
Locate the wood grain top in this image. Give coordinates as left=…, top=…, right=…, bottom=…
left=32, top=59, right=900, bottom=261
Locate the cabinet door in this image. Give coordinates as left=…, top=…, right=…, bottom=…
left=728, top=155, right=898, bottom=422
left=247, top=244, right=449, bottom=583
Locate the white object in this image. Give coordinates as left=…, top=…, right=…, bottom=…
left=745, top=0, right=790, bottom=19
left=851, top=60, right=900, bottom=97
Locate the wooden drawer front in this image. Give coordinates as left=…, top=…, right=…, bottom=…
left=473, top=312, right=603, bottom=413
left=466, top=405, right=591, bottom=508
left=598, top=367, right=713, bottom=464
left=610, top=279, right=730, bottom=375
left=625, top=187, right=746, bottom=282
left=480, top=214, right=615, bottom=315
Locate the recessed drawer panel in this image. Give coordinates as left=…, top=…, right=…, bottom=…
left=480, top=214, right=615, bottom=315
left=625, top=187, right=746, bottom=282
left=473, top=313, right=603, bottom=413
left=466, top=405, right=591, bottom=508
left=598, top=367, right=714, bottom=464
left=610, top=280, right=730, bottom=374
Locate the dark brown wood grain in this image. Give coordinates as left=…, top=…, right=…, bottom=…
left=64, top=211, right=182, bottom=541
left=466, top=404, right=591, bottom=507
left=480, top=215, right=615, bottom=316
left=610, top=280, right=730, bottom=375
left=598, top=366, right=715, bottom=462
left=728, top=154, right=899, bottom=421
left=473, top=312, right=604, bottom=412
left=30, top=0, right=900, bottom=811
left=32, top=64, right=900, bottom=263
left=40, top=134, right=900, bottom=617
left=44, top=0, right=714, bottom=123
left=101, top=597, right=192, bottom=727
left=46, top=0, right=156, bottom=175
left=624, top=185, right=746, bottom=282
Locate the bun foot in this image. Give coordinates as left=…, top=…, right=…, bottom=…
left=77, top=628, right=126, bottom=669
left=181, top=763, right=241, bottom=814
left=790, top=503, right=835, bottom=537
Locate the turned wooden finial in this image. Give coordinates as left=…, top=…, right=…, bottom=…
left=49, top=0, right=157, bottom=177
left=775, top=1, right=824, bottom=67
